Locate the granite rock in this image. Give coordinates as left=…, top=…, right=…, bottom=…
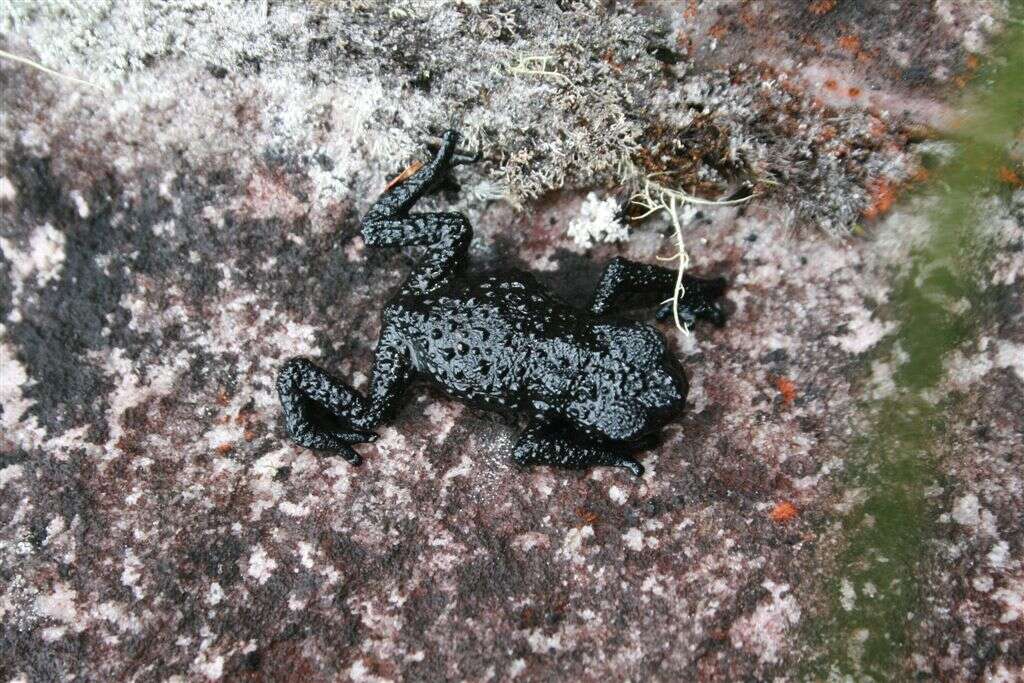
left=1, top=2, right=1021, bottom=680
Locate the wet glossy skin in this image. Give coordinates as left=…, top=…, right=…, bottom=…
left=277, top=130, right=727, bottom=476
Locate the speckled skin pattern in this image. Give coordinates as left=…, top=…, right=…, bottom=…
left=278, top=131, right=726, bottom=476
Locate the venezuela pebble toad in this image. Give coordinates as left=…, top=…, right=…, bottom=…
left=277, top=130, right=727, bottom=477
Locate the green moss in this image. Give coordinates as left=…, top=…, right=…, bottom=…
left=800, top=2, right=1024, bottom=677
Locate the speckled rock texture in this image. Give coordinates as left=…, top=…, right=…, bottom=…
left=1, top=1, right=1022, bottom=680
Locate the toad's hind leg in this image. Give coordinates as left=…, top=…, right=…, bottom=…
left=590, top=256, right=727, bottom=327
left=360, top=130, right=474, bottom=295
left=277, top=322, right=412, bottom=464
left=512, top=421, right=645, bottom=477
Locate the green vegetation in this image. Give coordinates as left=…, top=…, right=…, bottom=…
left=802, top=2, right=1024, bottom=677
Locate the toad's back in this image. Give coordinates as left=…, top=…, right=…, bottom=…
left=393, top=271, right=595, bottom=412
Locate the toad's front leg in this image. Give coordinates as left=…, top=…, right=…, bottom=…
left=277, top=321, right=412, bottom=465
left=512, top=420, right=645, bottom=477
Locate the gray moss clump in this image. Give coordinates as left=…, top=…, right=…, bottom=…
left=2, top=1, right=661, bottom=203
left=2, top=0, right=913, bottom=231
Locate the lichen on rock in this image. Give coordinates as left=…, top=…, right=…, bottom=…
left=1, top=1, right=1021, bottom=680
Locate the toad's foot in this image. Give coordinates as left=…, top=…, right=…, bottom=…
left=611, top=456, right=645, bottom=477
left=277, top=357, right=386, bottom=465
left=512, top=421, right=647, bottom=478
left=590, top=257, right=728, bottom=329
left=426, top=129, right=481, bottom=168
left=656, top=274, right=728, bottom=328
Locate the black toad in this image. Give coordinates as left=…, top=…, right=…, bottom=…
left=277, top=130, right=727, bottom=476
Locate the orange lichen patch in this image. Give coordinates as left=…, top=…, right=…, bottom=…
left=683, top=0, right=699, bottom=20
left=823, top=78, right=838, bottom=90
left=775, top=376, right=797, bottom=405
left=855, top=49, right=876, bottom=64
left=384, top=160, right=423, bottom=192
left=676, top=34, right=694, bottom=56
left=600, top=49, right=623, bottom=73
left=863, top=179, right=897, bottom=220
left=910, top=167, right=930, bottom=184
left=800, top=34, right=825, bottom=52
left=838, top=35, right=861, bottom=54
left=770, top=501, right=799, bottom=523
left=575, top=507, right=599, bottom=525
left=847, top=86, right=861, bottom=97
left=709, top=22, right=728, bottom=39
left=998, top=166, right=1023, bottom=187
left=868, top=116, right=887, bottom=138
left=818, top=125, right=837, bottom=143
left=808, top=0, right=836, bottom=15
left=216, top=388, right=231, bottom=406
left=966, top=54, right=981, bottom=71
left=215, top=443, right=233, bottom=455
left=739, top=7, right=758, bottom=29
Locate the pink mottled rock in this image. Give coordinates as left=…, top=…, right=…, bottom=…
left=1, top=1, right=1021, bottom=680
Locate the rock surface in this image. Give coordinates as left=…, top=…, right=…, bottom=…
left=1, top=2, right=1021, bottom=680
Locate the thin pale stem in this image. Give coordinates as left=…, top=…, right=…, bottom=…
left=0, top=48, right=103, bottom=90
